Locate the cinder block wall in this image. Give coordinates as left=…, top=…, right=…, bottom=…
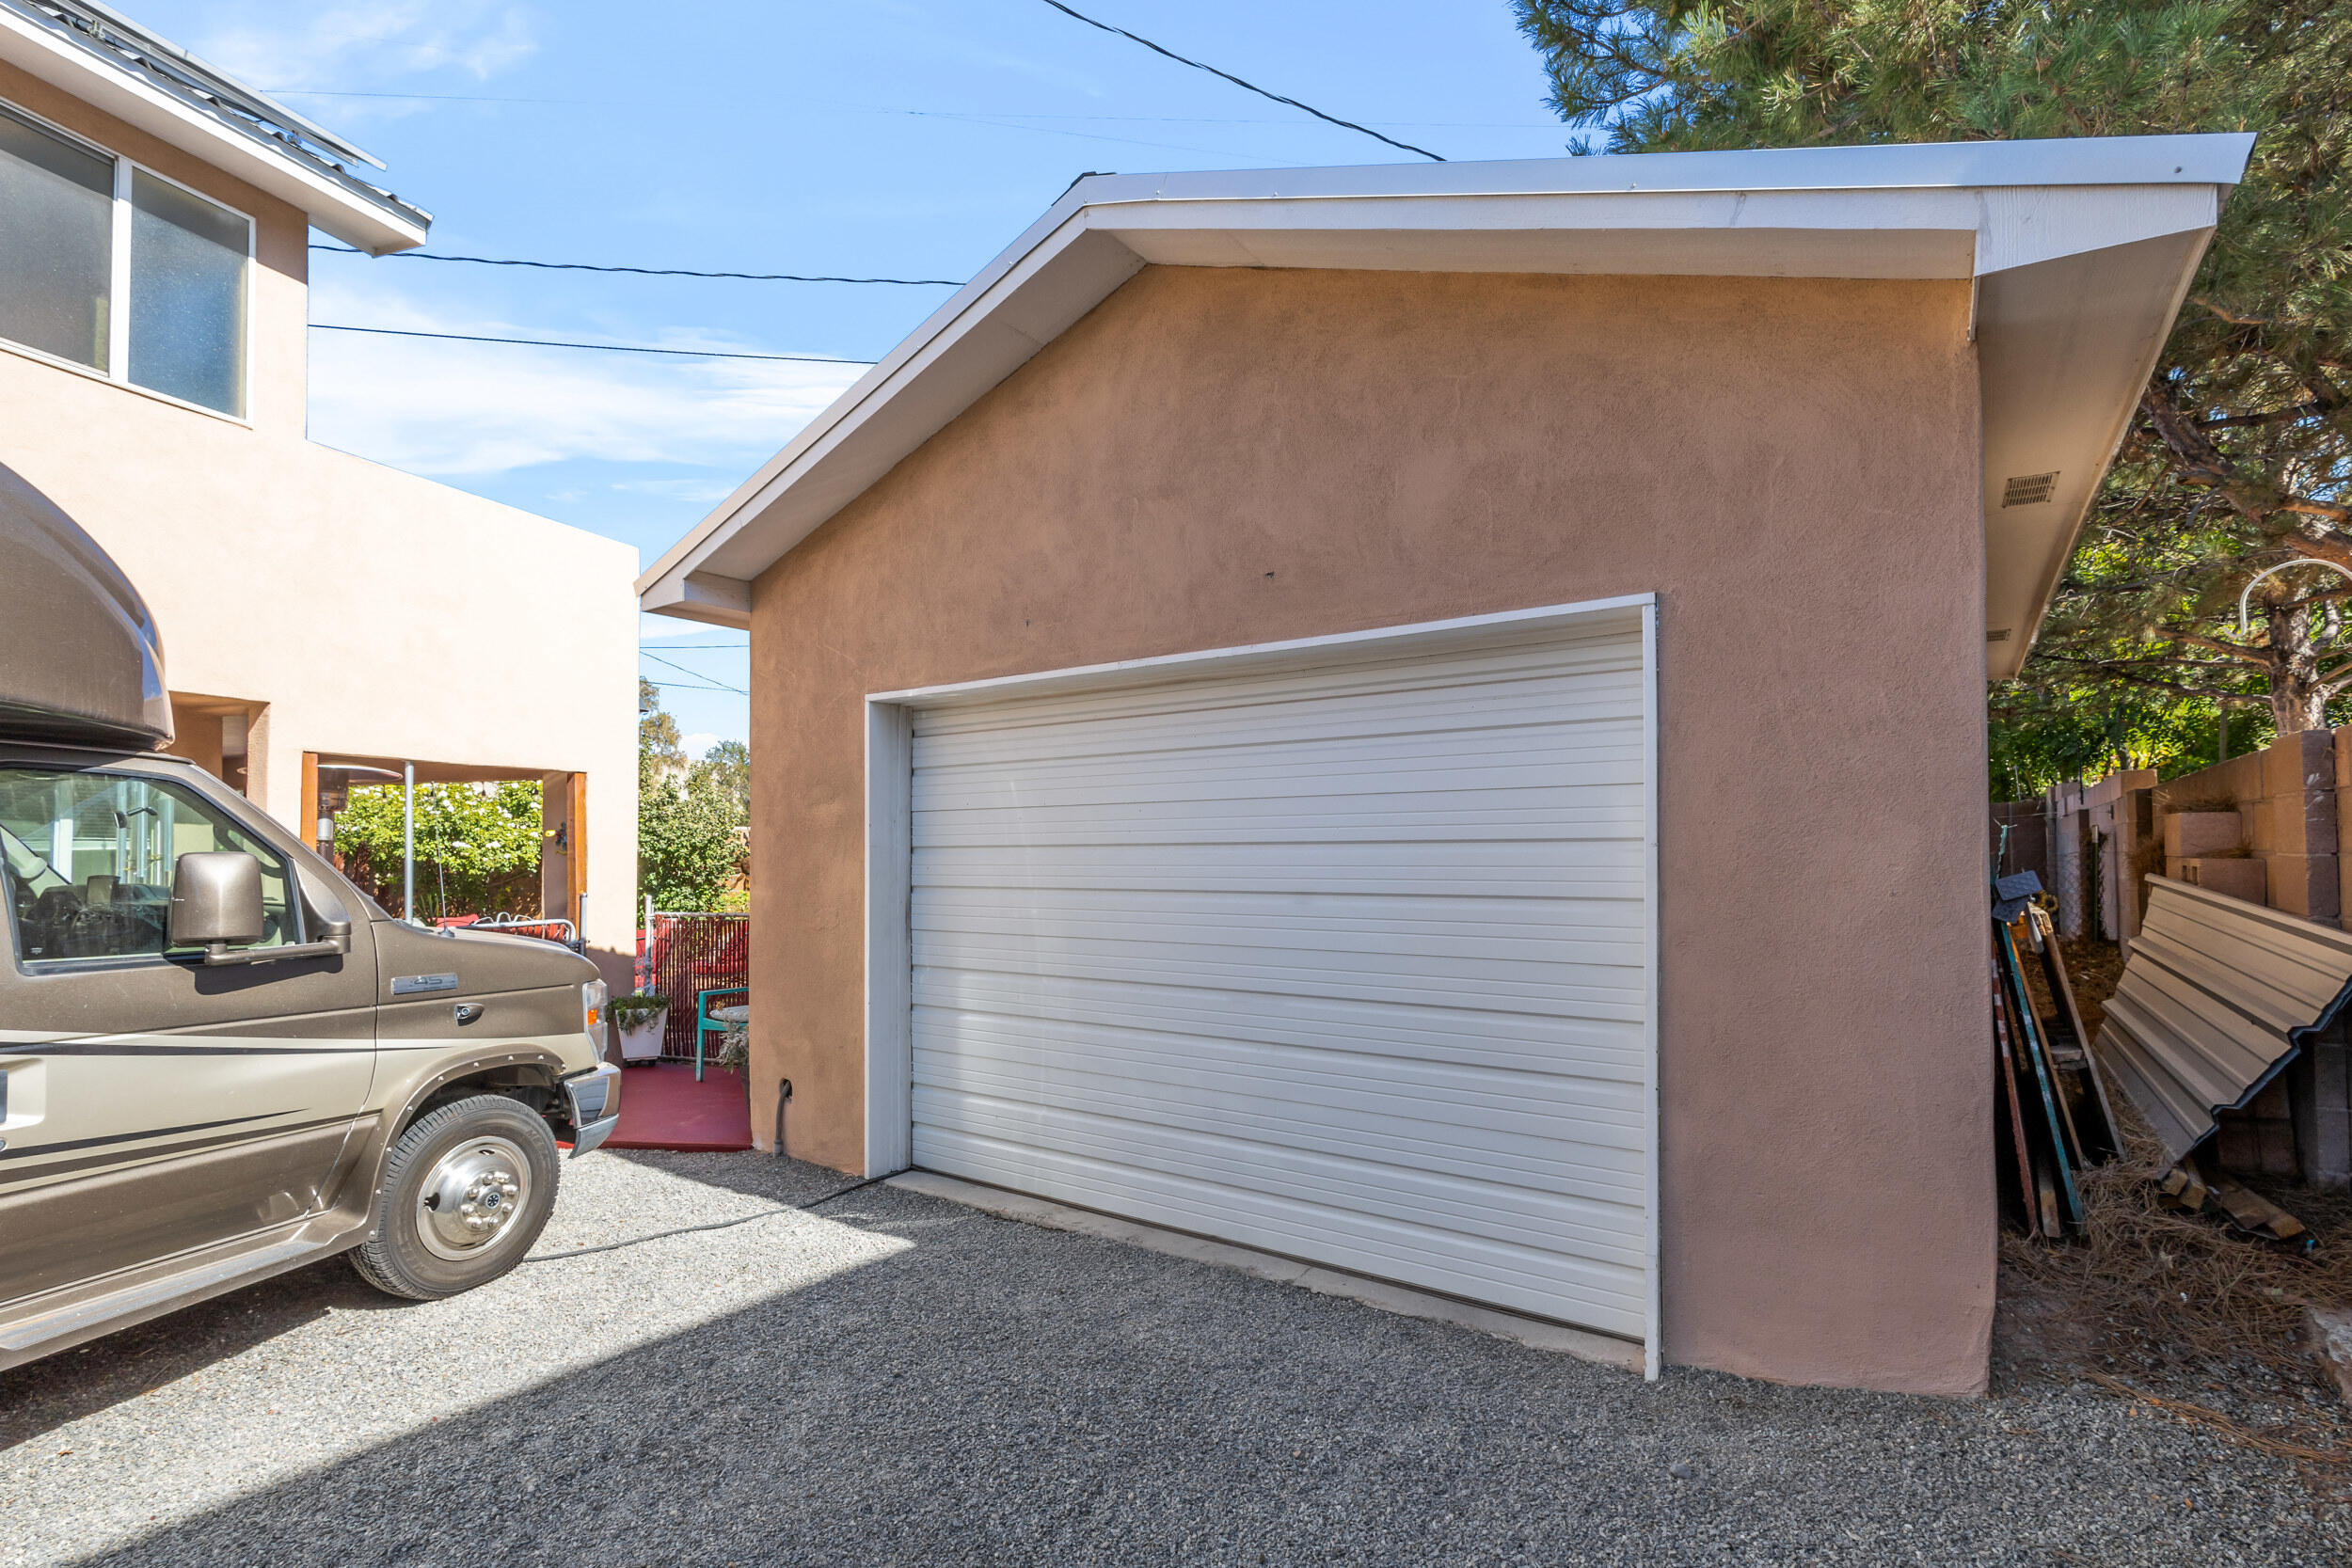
left=2136, top=730, right=2341, bottom=930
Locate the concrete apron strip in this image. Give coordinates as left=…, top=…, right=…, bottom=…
left=887, top=1170, right=1645, bottom=1375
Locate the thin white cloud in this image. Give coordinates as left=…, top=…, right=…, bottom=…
left=198, top=2, right=538, bottom=88
left=304, top=277, right=863, bottom=478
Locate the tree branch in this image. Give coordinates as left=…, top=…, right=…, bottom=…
left=2188, top=294, right=2269, bottom=327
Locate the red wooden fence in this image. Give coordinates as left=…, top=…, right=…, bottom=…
left=638, top=912, right=749, bottom=1059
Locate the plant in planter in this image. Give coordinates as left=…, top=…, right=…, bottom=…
left=610, top=993, right=669, bottom=1065
left=714, top=1019, right=750, bottom=1073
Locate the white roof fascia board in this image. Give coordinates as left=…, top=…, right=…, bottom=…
left=640, top=135, right=2254, bottom=644
left=0, top=4, right=427, bottom=252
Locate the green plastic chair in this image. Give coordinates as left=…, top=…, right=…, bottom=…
left=693, top=986, right=747, bottom=1082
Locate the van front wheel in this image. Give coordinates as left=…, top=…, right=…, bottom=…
left=352, top=1095, right=561, bottom=1300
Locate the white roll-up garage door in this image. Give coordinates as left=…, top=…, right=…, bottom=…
left=904, top=610, right=1654, bottom=1343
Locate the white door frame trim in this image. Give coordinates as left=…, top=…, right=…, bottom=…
left=862, top=592, right=1662, bottom=1376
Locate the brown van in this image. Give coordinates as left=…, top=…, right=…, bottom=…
left=0, top=462, right=618, bottom=1371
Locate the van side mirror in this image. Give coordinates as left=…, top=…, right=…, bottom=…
left=169, top=851, right=265, bottom=950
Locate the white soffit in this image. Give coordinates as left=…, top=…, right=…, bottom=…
left=0, top=2, right=427, bottom=253
left=640, top=135, right=2254, bottom=672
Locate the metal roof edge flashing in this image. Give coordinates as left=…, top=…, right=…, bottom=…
left=0, top=0, right=429, bottom=243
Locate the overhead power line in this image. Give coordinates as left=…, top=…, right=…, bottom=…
left=312, top=242, right=962, bottom=286
left=309, top=323, right=878, bottom=365
left=642, top=678, right=743, bottom=694
left=644, top=651, right=748, bottom=695
left=1031, top=0, right=1444, bottom=162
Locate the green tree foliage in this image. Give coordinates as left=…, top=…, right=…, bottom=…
left=638, top=682, right=749, bottom=911
left=334, top=781, right=544, bottom=919
left=1515, top=0, right=2352, bottom=788
left=693, top=739, right=750, bottom=817
left=639, top=676, right=684, bottom=784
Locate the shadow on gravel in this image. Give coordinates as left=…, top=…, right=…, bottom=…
left=49, top=1173, right=2351, bottom=1568
left=0, top=1256, right=403, bottom=1451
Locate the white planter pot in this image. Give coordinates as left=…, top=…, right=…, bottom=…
left=617, top=1007, right=668, bottom=1064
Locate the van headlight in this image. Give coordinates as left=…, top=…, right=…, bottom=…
left=581, top=978, right=609, bottom=1056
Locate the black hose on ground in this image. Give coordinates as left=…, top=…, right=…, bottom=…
left=523, top=1171, right=894, bottom=1263
left=774, top=1076, right=792, bottom=1159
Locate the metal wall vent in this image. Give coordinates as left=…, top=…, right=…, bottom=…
left=1987, top=627, right=2013, bottom=642
left=2002, top=471, right=2059, bottom=507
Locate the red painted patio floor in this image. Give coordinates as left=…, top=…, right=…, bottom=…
left=604, top=1061, right=754, bottom=1152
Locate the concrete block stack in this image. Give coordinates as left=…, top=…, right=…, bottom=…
left=2262, top=729, right=2339, bottom=923
left=2165, top=809, right=2266, bottom=904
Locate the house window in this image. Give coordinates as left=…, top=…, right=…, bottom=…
left=0, top=105, right=113, bottom=372
left=0, top=103, right=250, bottom=418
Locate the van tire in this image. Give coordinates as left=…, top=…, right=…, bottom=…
left=352, top=1095, right=561, bottom=1300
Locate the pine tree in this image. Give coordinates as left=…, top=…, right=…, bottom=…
left=1517, top=1, right=2352, bottom=768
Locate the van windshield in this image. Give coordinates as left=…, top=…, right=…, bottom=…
left=0, top=768, right=297, bottom=964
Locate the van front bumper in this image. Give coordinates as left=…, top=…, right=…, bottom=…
left=564, top=1062, right=623, bottom=1157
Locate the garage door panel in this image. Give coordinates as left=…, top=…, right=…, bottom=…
left=916, top=945, right=1641, bottom=1020
left=912, top=1016, right=1647, bottom=1155
left=906, top=618, right=1652, bottom=1341
left=909, top=1069, right=1645, bottom=1215
left=915, top=884, right=1648, bottom=946
left=915, top=903, right=1640, bottom=971
left=912, top=1095, right=1646, bottom=1266
left=915, top=882, right=1648, bottom=931
left=913, top=1126, right=1648, bottom=1338
left=914, top=738, right=1644, bottom=811
left=914, top=705, right=1645, bottom=785
left=910, top=1081, right=1644, bottom=1227
left=914, top=850, right=1645, bottom=905
left=914, top=635, right=1639, bottom=736
left=914, top=968, right=1646, bottom=1076
left=914, top=787, right=1645, bottom=847
left=914, top=920, right=1638, bottom=1003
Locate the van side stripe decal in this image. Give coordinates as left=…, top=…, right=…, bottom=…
left=6, top=1043, right=370, bottom=1057
left=0, top=1112, right=284, bottom=1162
left=0, top=1115, right=353, bottom=1189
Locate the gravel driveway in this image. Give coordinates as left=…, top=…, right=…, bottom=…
left=2, top=1148, right=2344, bottom=1567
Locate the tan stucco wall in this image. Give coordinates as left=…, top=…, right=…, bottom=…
left=746, top=264, right=1991, bottom=1394
left=0, top=66, right=641, bottom=984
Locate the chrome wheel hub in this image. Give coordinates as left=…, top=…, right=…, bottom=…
left=416, top=1136, right=532, bottom=1261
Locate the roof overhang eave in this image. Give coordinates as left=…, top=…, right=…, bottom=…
left=641, top=136, right=2255, bottom=667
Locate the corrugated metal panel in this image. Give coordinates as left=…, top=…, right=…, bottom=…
left=907, top=622, right=1651, bottom=1340
left=2097, top=877, right=2352, bottom=1160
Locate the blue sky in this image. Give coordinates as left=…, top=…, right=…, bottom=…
left=131, top=1, right=1571, bottom=752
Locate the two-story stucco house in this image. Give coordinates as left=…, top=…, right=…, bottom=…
left=0, top=1, right=637, bottom=990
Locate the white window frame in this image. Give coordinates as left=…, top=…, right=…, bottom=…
left=860, top=592, right=1663, bottom=1379
left=0, top=96, right=255, bottom=426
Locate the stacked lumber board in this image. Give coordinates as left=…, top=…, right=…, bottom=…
left=1993, top=878, right=2120, bottom=1238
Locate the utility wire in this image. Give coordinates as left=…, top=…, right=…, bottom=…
left=524, top=1175, right=894, bottom=1263
left=642, top=678, right=742, bottom=694
left=309, top=322, right=878, bottom=365
left=312, top=242, right=961, bottom=286
left=1032, top=0, right=1444, bottom=162
left=644, top=650, right=748, bottom=694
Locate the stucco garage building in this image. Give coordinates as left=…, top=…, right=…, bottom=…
left=642, top=135, right=2252, bottom=1393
